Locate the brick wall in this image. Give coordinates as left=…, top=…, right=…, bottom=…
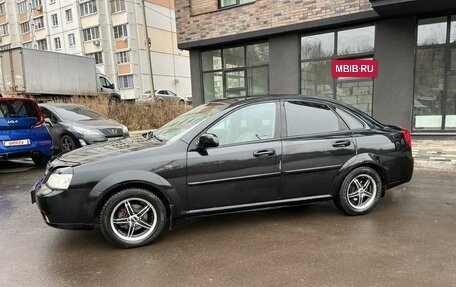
left=175, top=0, right=373, bottom=46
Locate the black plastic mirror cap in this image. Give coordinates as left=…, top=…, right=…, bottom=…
left=198, top=133, right=219, bottom=149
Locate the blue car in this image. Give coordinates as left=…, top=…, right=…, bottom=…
left=0, top=97, right=53, bottom=166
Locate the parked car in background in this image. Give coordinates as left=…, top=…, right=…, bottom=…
left=0, top=97, right=53, bottom=166
left=39, top=103, right=129, bottom=152
left=32, top=95, right=413, bottom=248
left=137, top=90, right=191, bottom=105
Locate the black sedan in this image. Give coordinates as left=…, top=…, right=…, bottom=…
left=39, top=103, right=129, bottom=152
left=32, top=96, right=413, bottom=248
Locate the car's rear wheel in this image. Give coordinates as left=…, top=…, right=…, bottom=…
left=336, top=166, right=382, bottom=216
left=99, top=188, right=167, bottom=248
left=179, top=99, right=185, bottom=105
left=60, top=135, right=76, bottom=152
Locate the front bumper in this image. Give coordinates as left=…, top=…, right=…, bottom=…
left=31, top=179, right=94, bottom=230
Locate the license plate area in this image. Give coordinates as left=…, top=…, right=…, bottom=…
left=3, top=139, right=31, bottom=147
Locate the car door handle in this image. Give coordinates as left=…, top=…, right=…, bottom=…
left=332, top=140, right=351, bottom=147
left=253, top=149, right=276, bottom=157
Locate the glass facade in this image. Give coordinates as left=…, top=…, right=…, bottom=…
left=300, top=26, right=375, bottom=115
left=201, top=42, right=269, bottom=102
left=414, top=16, right=456, bottom=131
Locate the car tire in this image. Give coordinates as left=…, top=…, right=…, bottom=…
left=99, top=188, right=168, bottom=248
left=60, top=135, right=76, bottom=153
left=179, top=99, right=185, bottom=105
left=335, top=166, right=382, bottom=216
left=31, top=153, right=51, bottom=167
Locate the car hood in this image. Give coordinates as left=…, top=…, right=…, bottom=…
left=50, top=138, right=163, bottom=169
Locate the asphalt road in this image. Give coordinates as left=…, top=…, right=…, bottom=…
left=0, top=160, right=455, bottom=287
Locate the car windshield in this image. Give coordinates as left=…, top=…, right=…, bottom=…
left=153, top=102, right=227, bottom=142
left=53, top=106, right=107, bottom=121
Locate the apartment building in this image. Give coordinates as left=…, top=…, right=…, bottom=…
left=0, top=0, right=191, bottom=100
left=175, top=0, right=456, bottom=136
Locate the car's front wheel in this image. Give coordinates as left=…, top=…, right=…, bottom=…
left=335, top=166, right=382, bottom=216
left=99, top=188, right=167, bottom=248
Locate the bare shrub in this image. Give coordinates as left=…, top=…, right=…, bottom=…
left=64, top=96, right=191, bottom=131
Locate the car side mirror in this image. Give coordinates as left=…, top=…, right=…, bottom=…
left=109, top=84, right=115, bottom=89
left=198, top=133, right=219, bottom=149
left=45, top=118, right=53, bottom=127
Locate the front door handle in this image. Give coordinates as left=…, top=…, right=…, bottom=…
left=253, top=149, right=276, bottom=157
left=332, top=140, right=351, bottom=147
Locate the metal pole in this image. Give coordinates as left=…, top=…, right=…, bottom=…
left=141, top=0, right=154, bottom=93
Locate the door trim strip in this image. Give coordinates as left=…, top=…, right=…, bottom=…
left=188, top=171, right=281, bottom=186
left=283, top=164, right=342, bottom=175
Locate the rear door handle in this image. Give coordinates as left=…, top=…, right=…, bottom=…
left=332, top=140, right=351, bottom=147
left=253, top=149, right=276, bottom=157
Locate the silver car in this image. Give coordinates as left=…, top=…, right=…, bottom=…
left=137, top=90, right=191, bottom=105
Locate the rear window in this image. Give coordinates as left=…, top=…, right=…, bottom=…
left=0, top=100, right=39, bottom=119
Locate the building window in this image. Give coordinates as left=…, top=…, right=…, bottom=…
left=23, top=42, right=32, bottom=48
left=51, top=14, right=58, bottom=27
left=201, top=42, right=269, bottom=102
left=117, top=75, right=133, bottom=89
left=83, top=26, right=100, bottom=41
left=37, top=39, right=47, bottom=50
left=111, top=0, right=125, bottom=13
left=31, top=0, right=42, bottom=9
left=20, top=22, right=30, bottom=34
left=0, top=2, right=6, bottom=15
left=113, top=24, right=128, bottom=39
left=34, top=17, right=44, bottom=30
left=116, top=51, right=130, bottom=64
left=300, top=26, right=375, bottom=115
left=80, top=0, right=97, bottom=17
left=65, top=9, right=73, bottom=22
left=17, top=1, right=27, bottom=13
left=219, top=0, right=255, bottom=9
left=0, top=24, right=8, bottom=36
left=54, top=37, right=61, bottom=50
left=0, top=44, right=11, bottom=51
left=68, top=33, right=76, bottom=47
left=87, top=52, right=103, bottom=64
left=414, top=16, right=456, bottom=131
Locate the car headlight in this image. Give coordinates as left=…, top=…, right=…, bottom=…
left=73, top=126, right=102, bottom=136
left=46, top=173, right=73, bottom=190
left=122, top=124, right=129, bottom=134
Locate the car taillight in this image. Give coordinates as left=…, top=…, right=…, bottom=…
left=401, top=128, right=412, bottom=149
left=32, top=115, right=45, bottom=128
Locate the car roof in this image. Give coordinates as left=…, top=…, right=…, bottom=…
left=0, top=97, right=39, bottom=104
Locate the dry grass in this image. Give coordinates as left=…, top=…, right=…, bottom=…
left=59, top=96, right=191, bottom=131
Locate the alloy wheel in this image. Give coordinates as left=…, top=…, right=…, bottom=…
left=346, top=174, right=377, bottom=210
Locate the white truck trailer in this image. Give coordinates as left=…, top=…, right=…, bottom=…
left=0, top=48, right=125, bottom=103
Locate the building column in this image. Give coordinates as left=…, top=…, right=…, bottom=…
left=373, top=17, right=416, bottom=130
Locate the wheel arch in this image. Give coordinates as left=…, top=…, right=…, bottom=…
left=87, top=170, right=181, bottom=222
left=330, top=153, right=389, bottom=198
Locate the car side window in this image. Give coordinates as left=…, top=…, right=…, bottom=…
left=335, top=107, right=366, bottom=130
left=284, top=101, right=346, bottom=136
left=41, top=107, right=58, bottom=124
left=207, top=102, right=276, bottom=146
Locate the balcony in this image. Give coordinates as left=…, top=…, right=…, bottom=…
left=369, top=0, right=456, bottom=16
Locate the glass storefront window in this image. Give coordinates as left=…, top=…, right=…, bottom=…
left=300, top=61, right=332, bottom=97
left=223, top=47, right=244, bottom=69
left=337, top=26, right=375, bottom=55
left=201, top=43, right=269, bottom=102
left=300, top=26, right=375, bottom=115
left=247, top=67, right=268, bottom=96
left=203, top=72, right=224, bottom=102
left=202, top=50, right=222, bottom=71
left=301, top=32, right=334, bottom=60
left=451, top=16, right=456, bottom=43
left=417, top=17, right=447, bottom=46
left=413, top=48, right=445, bottom=130
left=336, top=80, right=373, bottom=115
left=445, top=73, right=456, bottom=129
left=247, top=43, right=269, bottom=66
